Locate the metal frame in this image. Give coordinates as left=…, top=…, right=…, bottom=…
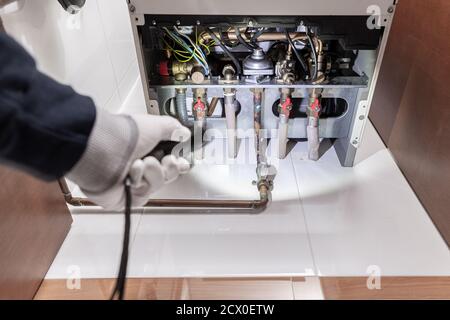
left=69, top=0, right=397, bottom=212
left=128, top=0, right=395, bottom=17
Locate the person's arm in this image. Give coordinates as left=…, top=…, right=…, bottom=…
left=0, top=32, right=191, bottom=210
left=0, top=32, right=96, bottom=180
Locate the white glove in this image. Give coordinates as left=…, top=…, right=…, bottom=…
left=67, top=108, right=191, bottom=211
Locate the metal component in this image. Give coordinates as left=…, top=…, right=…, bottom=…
left=119, top=1, right=398, bottom=214
left=207, top=97, right=220, bottom=117
left=58, top=178, right=270, bottom=213
left=172, top=61, right=193, bottom=76
left=349, top=100, right=369, bottom=148
left=275, top=46, right=296, bottom=84
left=192, top=88, right=208, bottom=160
left=224, top=88, right=237, bottom=158
left=191, top=66, right=205, bottom=84
left=307, top=88, right=323, bottom=160
left=314, top=38, right=326, bottom=84
left=278, top=88, right=293, bottom=159
left=243, top=48, right=274, bottom=83
left=252, top=88, right=277, bottom=192
left=222, top=65, right=236, bottom=83
left=128, top=0, right=394, bottom=16
left=156, top=86, right=362, bottom=153
left=201, top=31, right=308, bottom=44
left=192, top=88, right=208, bottom=120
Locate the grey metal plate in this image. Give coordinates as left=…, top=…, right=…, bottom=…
left=129, top=0, right=394, bottom=16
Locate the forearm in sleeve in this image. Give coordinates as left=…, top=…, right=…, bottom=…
left=0, top=32, right=96, bottom=180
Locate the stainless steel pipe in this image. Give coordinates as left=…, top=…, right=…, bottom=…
left=307, top=89, right=322, bottom=161
left=278, top=89, right=293, bottom=159
left=224, top=89, right=237, bottom=158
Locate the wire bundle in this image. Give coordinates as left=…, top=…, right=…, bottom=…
left=163, top=27, right=211, bottom=74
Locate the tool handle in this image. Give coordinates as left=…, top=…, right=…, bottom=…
left=146, top=141, right=180, bottom=162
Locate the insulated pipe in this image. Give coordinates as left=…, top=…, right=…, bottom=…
left=224, top=89, right=237, bottom=158
left=175, top=88, right=193, bottom=128
left=307, top=89, right=322, bottom=161
left=278, top=89, right=293, bottom=159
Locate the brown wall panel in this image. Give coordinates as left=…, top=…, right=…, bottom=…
left=370, top=0, right=450, bottom=244
left=0, top=166, right=72, bottom=299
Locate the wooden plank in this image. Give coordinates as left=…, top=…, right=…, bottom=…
left=322, top=277, right=450, bottom=300
left=36, top=277, right=450, bottom=300
left=35, top=277, right=306, bottom=300
left=369, top=0, right=450, bottom=245
left=0, top=165, right=72, bottom=299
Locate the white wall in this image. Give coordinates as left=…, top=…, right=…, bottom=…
left=0, top=0, right=140, bottom=113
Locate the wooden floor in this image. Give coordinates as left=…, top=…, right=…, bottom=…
left=35, top=277, right=450, bottom=300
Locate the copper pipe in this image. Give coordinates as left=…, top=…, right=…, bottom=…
left=58, top=178, right=270, bottom=212
left=207, top=97, right=220, bottom=117
left=201, top=31, right=308, bottom=44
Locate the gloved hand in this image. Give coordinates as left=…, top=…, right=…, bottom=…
left=67, top=108, right=191, bottom=210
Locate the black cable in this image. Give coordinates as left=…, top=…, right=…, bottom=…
left=110, top=177, right=132, bottom=300
left=251, top=27, right=265, bottom=45
left=306, top=27, right=318, bottom=81
left=284, top=29, right=308, bottom=76
left=234, top=27, right=255, bottom=51
left=206, top=28, right=241, bottom=75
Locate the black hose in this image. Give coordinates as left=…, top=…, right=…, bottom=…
left=234, top=27, right=255, bottom=51
left=306, top=28, right=318, bottom=81
left=110, top=178, right=132, bottom=300
left=284, top=29, right=308, bottom=76
left=207, top=28, right=241, bottom=75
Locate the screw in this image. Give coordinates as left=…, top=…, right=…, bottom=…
left=352, top=140, right=358, bottom=145
left=196, top=20, right=201, bottom=26
left=152, top=20, right=157, bottom=26
left=129, top=5, right=136, bottom=13
left=176, top=20, right=181, bottom=26
left=388, top=6, right=394, bottom=13
left=359, top=115, right=365, bottom=120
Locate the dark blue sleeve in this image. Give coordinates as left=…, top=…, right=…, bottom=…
left=0, top=32, right=96, bottom=181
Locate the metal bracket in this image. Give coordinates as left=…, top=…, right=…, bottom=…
left=349, top=100, right=369, bottom=148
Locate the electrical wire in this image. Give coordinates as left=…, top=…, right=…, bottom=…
left=163, top=27, right=210, bottom=74
left=174, top=26, right=209, bottom=69
left=234, top=27, right=255, bottom=51
left=206, top=28, right=241, bottom=75
left=284, top=29, right=308, bottom=77
left=110, top=177, right=132, bottom=300
left=250, top=27, right=265, bottom=47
